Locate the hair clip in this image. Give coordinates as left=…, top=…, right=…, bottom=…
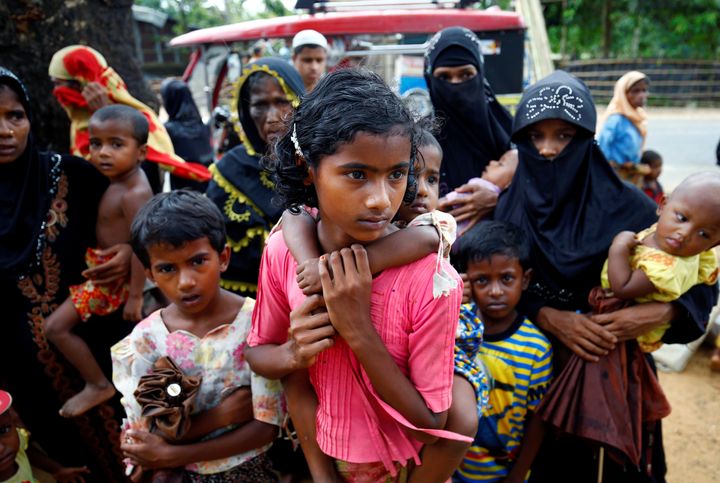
left=291, top=123, right=304, bottom=166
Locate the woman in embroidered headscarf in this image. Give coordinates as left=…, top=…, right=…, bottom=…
left=495, top=70, right=717, bottom=482
left=598, top=71, right=650, bottom=185
left=424, top=26, right=514, bottom=229
left=160, top=78, right=214, bottom=192
left=206, top=58, right=304, bottom=295
left=49, top=45, right=211, bottom=192
left=0, top=66, right=135, bottom=481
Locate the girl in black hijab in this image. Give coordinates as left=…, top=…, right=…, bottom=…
left=160, top=79, right=214, bottom=191
left=0, top=66, right=134, bottom=481
left=425, top=27, right=514, bottom=227
left=495, top=70, right=717, bottom=482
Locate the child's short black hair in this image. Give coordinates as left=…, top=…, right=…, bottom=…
left=452, top=220, right=530, bottom=273
left=640, top=149, right=662, bottom=167
left=265, top=68, right=417, bottom=211
left=131, top=190, right=226, bottom=268
left=90, top=104, right=149, bottom=145
left=417, top=127, right=442, bottom=156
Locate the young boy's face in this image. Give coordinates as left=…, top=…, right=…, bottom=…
left=396, top=144, right=441, bottom=223
left=527, top=119, right=577, bottom=161
left=145, top=237, right=230, bottom=317
left=467, top=254, right=531, bottom=327
left=0, top=411, right=19, bottom=479
left=88, top=118, right=146, bottom=180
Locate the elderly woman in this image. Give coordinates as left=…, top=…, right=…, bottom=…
left=0, top=66, right=133, bottom=480
left=49, top=44, right=210, bottom=192
left=495, top=70, right=716, bottom=482
left=598, top=71, right=650, bottom=185
left=424, top=26, right=515, bottom=229
left=206, top=58, right=304, bottom=295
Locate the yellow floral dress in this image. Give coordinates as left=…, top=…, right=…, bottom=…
left=601, top=225, right=719, bottom=352
left=111, top=298, right=285, bottom=475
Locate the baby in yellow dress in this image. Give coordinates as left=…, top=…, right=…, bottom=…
left=601, top=172, right=720, bottom=352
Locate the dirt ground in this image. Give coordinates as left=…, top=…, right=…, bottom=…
left=658, top=344, right=720, bottom=482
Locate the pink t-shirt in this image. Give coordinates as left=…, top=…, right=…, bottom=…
left=248, top=231, right=462, bottom=466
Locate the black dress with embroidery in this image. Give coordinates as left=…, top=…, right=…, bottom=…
left=0, top=155, right=134, bottom=482
left=206, top=147, right=283, bottom=295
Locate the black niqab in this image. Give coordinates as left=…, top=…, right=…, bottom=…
left=0, top=67, right=52, bottom=280
left=424, top=26, right=512, bottom=194
left=495, top=70, right=657, bottom=297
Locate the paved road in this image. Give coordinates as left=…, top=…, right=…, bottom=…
left=643, top=111, right=720, bottom=190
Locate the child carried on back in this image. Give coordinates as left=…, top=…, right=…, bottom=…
left=246, top=69, right=474, bottom=482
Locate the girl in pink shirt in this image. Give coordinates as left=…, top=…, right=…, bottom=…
left=245, top=69, right=468, bottom=482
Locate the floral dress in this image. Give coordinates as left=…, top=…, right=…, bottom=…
left=111, top=298, right=285, bottom=475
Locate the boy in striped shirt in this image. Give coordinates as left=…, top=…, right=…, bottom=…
left=452, top=221, right=553, bottom=482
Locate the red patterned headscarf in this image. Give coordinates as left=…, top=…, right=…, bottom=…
left=49, top=45, right=210, bottom=181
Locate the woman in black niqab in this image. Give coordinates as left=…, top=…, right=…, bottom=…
left=160, top=79, right=214, bottom=191
left=495, top=70, right=717, bottom=482
left=424, top=26, right=512, bottom=196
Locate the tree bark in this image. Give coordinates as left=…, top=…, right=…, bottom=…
left=0, top=0, right=158, bottom=153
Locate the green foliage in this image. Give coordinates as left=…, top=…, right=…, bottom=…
left=544, top=0, right=720, bottom=60
left=134, top=0, right=294, bottom=33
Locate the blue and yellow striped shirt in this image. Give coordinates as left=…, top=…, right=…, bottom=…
left=455, top=303, right=553, bottom=482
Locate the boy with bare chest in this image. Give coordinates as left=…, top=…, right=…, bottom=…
left=44, top=105, right=153, bottom=418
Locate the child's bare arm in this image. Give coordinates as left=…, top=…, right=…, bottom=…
left=180, top=387, right=254, bottom=442
left=121, top=190, right=152, bottom=322
left=283, top=210, right=322, bottom=262
left=503, top=411, right=545, bottom=483
left=365, top=225, right=439, bottom=274
left=607, top=231, right=656, bottom=299
left=122, top=421, right=277, bottom=470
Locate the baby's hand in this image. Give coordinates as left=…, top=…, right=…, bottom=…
left=123, top=295, right=144, bottom=322
left=296, top=258, right=322, bottom=295
left=53, top=466, right=90, bottom=483
left=611, top=231, right=639, bottom=251
left=460, top=272, right=471, bottom=304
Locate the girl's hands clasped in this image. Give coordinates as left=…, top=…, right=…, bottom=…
left=319, top=245, right=373, bottom=341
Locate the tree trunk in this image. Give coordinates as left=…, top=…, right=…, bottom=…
left=601, top=0, right=612, bottom=58
left=0, top=0, right=158, bottom=153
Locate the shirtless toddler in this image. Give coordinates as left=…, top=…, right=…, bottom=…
left=44, top=104, right=152, bottom=417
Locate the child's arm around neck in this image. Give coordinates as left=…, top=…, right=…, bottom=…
left=283, top=208, right=440, bottom=295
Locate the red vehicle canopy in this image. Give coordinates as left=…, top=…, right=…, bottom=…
left=170, top=9, right=524, bottom=46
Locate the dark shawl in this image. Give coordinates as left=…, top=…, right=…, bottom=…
left=495, top=70, right=717, bottom=342
left=160, top=79, right=213, bottom=167
left=424, top=26, right=512, bottom=195
left=0, top=67, right=132, bottom=481
left=206, top=58, right=304, bottom=294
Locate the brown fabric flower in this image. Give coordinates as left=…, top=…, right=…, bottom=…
left=134, top=356, right=202, bottom=442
